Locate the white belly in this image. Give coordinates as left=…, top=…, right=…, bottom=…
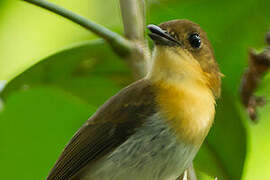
left=80, top=113, right=198, bottom=180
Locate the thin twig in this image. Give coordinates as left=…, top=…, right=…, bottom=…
left=22, top=0, right=132, bottom=57
left=119, top=0, right=150, bottom=79
left=119, top=0, right=145, bottom=41
left=186, top=164, right=197, bottom=180
left=177, top=164, right=197, bottom=180
left=0, top=80, right=6, bottom=111
left=0, top=80, right=7, bottom=93
left=183, top=170, right=188, bottom=180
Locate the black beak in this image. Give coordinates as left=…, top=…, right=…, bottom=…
left=147, top=24, right=181, bottom=46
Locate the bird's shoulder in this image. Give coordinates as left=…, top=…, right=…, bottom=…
left=88, top=78, right=156, bottom=124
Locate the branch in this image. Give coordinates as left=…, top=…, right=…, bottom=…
left=0, top=80, right=6, bottom=112
left=186, top=165, right=197, bottom=180
left=119, top=0, right=145, bottom=41
left=0, top=80, right=7, bottom=93
left=240, top=30, right=270, bottom=122
left=119, top=0, right=150, bottom=79
left=177, top=164, right=197, bottom=180
left=22, top=0, right=133, bottom=57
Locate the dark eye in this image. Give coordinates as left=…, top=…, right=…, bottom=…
left=188, top=33, right=201, bottom=48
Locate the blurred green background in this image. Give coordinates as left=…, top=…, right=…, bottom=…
left=0, top=0, right=270, bottom=179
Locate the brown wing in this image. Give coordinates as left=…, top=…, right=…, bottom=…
left=46, top=79, right=156, bottom=180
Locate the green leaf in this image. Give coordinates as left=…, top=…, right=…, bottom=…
left=0, top=87, right=96, bottom=180
left=196, top=170, right=217, bottom=180
left=1, top=40, right=132, bottom=107
left=194, top=89, right=247, bottom=180
left=0, top=39, right=133, bottom=180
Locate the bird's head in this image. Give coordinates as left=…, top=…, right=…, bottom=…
left=147, top=19, right=222, bottom=98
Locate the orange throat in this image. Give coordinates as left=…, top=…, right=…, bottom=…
left=154, top=80, right=216, bottom=146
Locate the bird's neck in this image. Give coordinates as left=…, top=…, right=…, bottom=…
left=147, top=47, right=210, bottom=88
left=147, top=48, right=216, bottom=145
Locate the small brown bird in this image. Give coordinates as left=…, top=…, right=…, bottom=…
left=47, top=19, right=221, bottom=180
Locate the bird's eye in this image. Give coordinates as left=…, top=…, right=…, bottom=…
left=188, top=33, right=201, bottom=48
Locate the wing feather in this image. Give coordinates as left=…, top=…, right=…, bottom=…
left=47, top=79, right=156, bottom=180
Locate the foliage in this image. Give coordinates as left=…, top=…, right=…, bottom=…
left=0, top=0, right=270, bottom=179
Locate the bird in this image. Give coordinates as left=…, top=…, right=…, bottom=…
left=46, top=19, right=222, bottom=180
